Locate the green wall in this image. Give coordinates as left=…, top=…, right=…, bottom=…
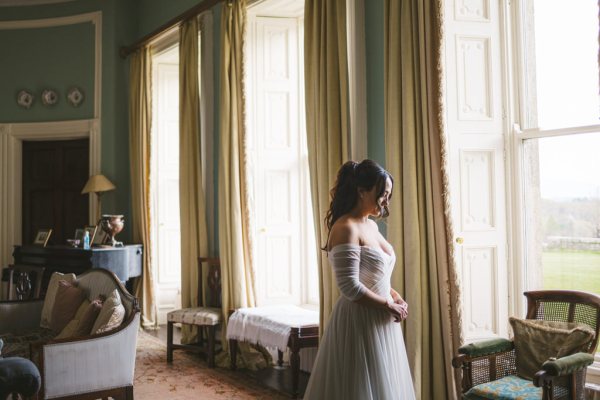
left=0, top=23, right=94, bottom=122
left=0, top=0, right=137, bottom=241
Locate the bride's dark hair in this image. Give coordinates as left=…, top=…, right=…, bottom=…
left=323, top=159, right=393, bottom=243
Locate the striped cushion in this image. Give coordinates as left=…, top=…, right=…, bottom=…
left=464, top=375, right=542, bottom=400
left=167, top=307, right=221, bottom=326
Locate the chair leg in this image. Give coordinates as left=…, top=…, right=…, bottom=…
left=167, top=321, right=174, bottom=363
left=208, top=325, right=216, bottom=368
left=229, top=339, right=238, bottom=370
left=125, top=384, right=134, bottom=400
left=277, top=350, right=284, bottom=367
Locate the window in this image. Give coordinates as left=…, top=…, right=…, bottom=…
left=517, top=0, right=600, bottom=293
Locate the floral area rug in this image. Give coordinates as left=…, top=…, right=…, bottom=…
left=134, top=330, right=288, bottom=399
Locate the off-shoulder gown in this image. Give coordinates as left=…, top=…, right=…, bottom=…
left=303, top=244, right=415, bottom=400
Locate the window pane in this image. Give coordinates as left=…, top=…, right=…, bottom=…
left=531, top=0, right=599, bottom=129
left=524, top=132, right=600, bottom=292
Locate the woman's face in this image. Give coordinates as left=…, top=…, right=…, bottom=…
left=362, top=177, right=393, bottom=217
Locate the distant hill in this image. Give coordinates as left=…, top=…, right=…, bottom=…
left=542, top=198, right=600, bottom=239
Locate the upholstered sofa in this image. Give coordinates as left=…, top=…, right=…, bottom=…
left=0, top=268, right=140, bottom=400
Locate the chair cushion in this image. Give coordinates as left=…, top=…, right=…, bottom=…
left=509, top=317, right=595, bottom=380
left=0, top=328, right=55, bottom=359
left=55, top=299, right=90, bottom=339
left=50, top=280, right=86, bottom=333
left=464, top=375, right=542, bottom=400
left=167, top=307, right=222, bottom=326
left=92, top=289, right=125, bottom=334
left=40, top=272, right=76, bottom=329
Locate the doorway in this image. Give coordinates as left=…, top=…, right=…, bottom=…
left=22, top=139, right=89, bottom=246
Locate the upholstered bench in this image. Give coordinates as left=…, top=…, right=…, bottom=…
left=227, top=305, right=319, bottom=398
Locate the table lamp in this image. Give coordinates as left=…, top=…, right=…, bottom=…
left=81, top=174, right=116, bottom=222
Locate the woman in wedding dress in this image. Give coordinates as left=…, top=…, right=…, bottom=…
left=304, top=159, right=416, bottom=400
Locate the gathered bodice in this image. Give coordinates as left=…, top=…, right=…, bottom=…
left=328, top=244, right=396, bottom=298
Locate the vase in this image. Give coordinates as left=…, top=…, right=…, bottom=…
left=100, top=214, right=125, bottom=247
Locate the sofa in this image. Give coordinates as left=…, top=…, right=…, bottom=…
left=0, top=268, right=140, bottom=400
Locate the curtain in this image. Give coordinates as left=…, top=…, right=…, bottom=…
left=179, top=17, right=210, bottom=344
left=383, top=0, right=462, bottom=399
left=129, top=47, right=158, bottom=328
left=218, top=0, right=255, bottom=324
left=304, top=0, right=350, bottom=332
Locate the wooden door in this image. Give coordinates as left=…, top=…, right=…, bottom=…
left=22, top=139, right=89, bottom=246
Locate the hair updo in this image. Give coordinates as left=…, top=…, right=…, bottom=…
left=324, top=159, right=393, bottom=234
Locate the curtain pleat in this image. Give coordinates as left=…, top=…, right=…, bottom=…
left=218, top=0, right=255, bottom=319
left=129, top=47, right=158, bottom=329
left=179, top=17, right=210, bottom=344
left=304, top=0, right=350, bottom=333
left=384, top=1, right=462, bottom=399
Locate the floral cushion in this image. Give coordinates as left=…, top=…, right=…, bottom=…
left=0, top=328, right=55, bottom=360
left=464, top=375, right=542, bottom=400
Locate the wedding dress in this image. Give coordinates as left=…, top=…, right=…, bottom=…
left=303, top=244, right=416, bottom=400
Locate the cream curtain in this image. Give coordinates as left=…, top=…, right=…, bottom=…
left=179, top=17, right=210, bottom=344
left=218, top=0, right=256, bottom=340
left=129, top=47, right=158, bottom=328
left=304, top=0, right=350, bottom=332
left=384, top=0, right=462, bottom=399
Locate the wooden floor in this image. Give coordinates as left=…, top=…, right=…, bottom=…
left=143, top=325, right=310, bottom=398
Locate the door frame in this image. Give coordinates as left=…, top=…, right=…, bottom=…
left=0, top=119, right=100, bottom=269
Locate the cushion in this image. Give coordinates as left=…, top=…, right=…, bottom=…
left=40, top=272, right=76, bottom=329
left=167, top=307, right=222, bottom=326
left=54, top=299, right=90, bottom=339
left=509, top=317, right=595, bottom=380
left=91, top=289, right=125, bottom=334
left=464, top=375, right=542, bottom=399
left=73, top=298, right=103, bottom=337
left=50, top=280, right=85, bottom=333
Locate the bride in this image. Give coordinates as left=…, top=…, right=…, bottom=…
left=303, top=159, right=416, bottom=400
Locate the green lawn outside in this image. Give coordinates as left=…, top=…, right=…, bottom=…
left=542, top=250, right=600, bottom=295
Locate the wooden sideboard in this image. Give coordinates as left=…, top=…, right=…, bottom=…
left=12, top=245, right=142, bottom=291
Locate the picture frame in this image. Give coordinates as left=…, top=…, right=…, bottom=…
left=74, top=228, right=85, bottom=242
left=33, top=228, right=52, bottom=247
left=93, top=229, right=108, bottom=245
left=84, top=225, right=97, bottom=245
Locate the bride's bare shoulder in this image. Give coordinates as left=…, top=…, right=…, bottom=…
left=328, top=218, right=360, bottom=250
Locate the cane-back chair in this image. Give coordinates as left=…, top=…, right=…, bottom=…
left=453, top=290, right=600, bottom=400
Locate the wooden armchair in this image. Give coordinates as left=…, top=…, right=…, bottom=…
left=167, top=257, right=222, bottom=367
left=3, top=264, right=45, bottom=300
left=453, top=290, right=600, bottom=400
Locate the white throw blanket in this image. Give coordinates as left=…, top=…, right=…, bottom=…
left=226, top=305, right=319, bottom=351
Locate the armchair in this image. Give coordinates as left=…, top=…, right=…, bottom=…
left=0, top=268, right=140, bottom=400
left=453, top=290, right=600, bottom=400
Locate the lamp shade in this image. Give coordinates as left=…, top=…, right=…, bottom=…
left=81, top=174, right=116, bottom=194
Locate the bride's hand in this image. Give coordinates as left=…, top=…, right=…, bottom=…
left=386, top=300, right=408, bottom=322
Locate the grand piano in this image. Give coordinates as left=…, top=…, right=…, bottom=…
left=12, top=244, right=142, bottom=291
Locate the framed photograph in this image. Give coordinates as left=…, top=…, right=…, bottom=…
left=74, top=228, right=85, bottom=242
left=84, top=225, right=97, bottom=244
left=33, top=228, right=52, bottom=247
left=93, top=229, right=108, bottom=245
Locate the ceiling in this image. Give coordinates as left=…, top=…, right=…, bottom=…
left=0, top=0, right=76, bottom=7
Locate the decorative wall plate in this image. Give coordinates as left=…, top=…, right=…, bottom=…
left=41, top=89, right=58, bottom=106
left=17, top=90, right=34, bottom=109
left=67, top=87, right=84, bottom=107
